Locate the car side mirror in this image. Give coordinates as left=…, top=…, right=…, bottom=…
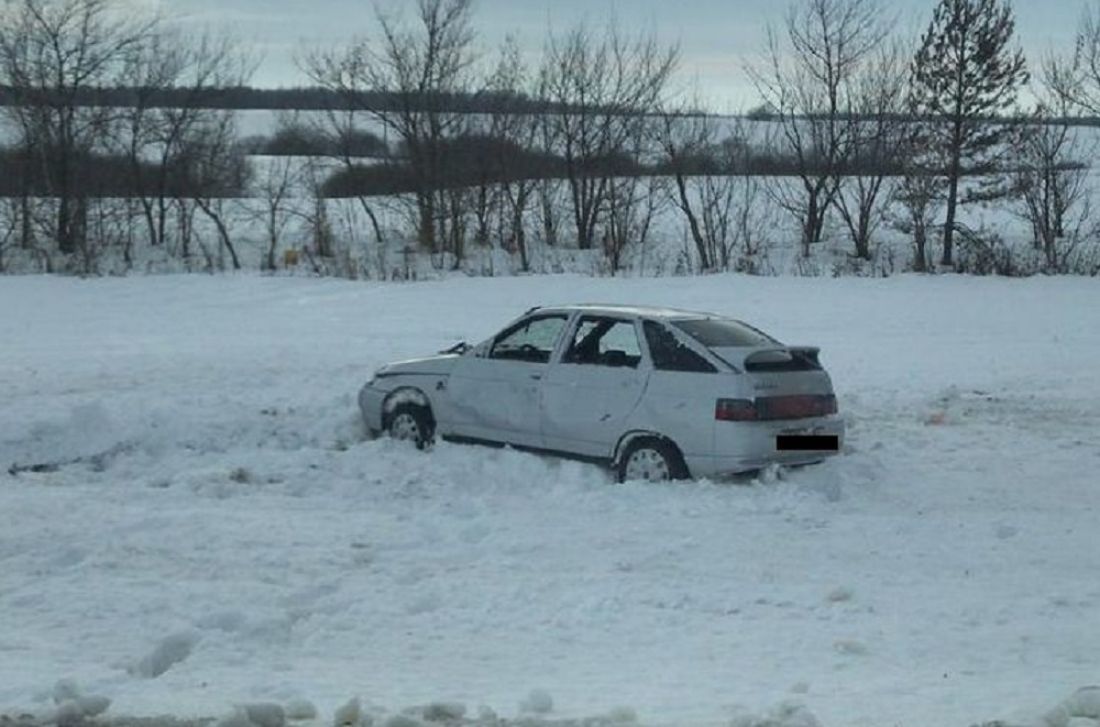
left=439, top=341, right=471, bottom=355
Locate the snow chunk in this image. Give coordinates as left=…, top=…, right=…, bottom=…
left=49, top=697, right=111, bottom=726
left=598, top=706, right=638, bottom=724
left=129, top=632, right=198, bottom=678
left=73, top=696, right=110, bottom=719
left=217, top=707, right=258, bottom=727
left=1066, top=719, right=1098, bottom=727
left=333, top=698, right=365, bottom=727
left=51, top=681, right=80, bottom=705
left=1045, top=688, right=1100, bottom=727
left=755, top=464, right=783, bottom=485
left=832, top=639, right=868, bottom=656
left=998, top=686, right=1100, bottom=727
left=419, top=703, right=466, bottom=722
left=53, top=700, right=85, bottom=726
left=41, top=680, right=111, bottom=725
left=519, top=690, right=554, bottom=715
left=285, top=700, right=318, bottom=721
left=1066, top=688, right=1100, bottom=719
left=475, top=706, right=498, bottom=723
left=731, top=702, right=822, bottom=727
left=242, top=703, right=287, bottom=727
left=381, top=716, right=422, bottom=727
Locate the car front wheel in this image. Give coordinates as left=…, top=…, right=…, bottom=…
left=386, top=403, right=434, bottom=450
left=617, top=437, right=688, bottom=483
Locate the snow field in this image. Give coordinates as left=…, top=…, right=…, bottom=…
left=1, top=273, right=1098, bottom=727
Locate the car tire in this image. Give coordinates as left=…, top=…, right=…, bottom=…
left=385, top=403, right=434, bottom=450
left=617, top=437, right=689, bottom=483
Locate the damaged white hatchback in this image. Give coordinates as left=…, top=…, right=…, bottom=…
left=359, top=304, right=845, bottom=481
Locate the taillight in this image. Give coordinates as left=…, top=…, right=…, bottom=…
left=758, top=394, right=837, bottom=419
left=715, top=398, right=758, bottom=421
left=716, top=395, right=837, bottom=422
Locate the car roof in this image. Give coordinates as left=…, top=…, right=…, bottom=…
left=529, top=303, right=721, bottom=321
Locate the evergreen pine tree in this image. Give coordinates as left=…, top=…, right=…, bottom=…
left=909, top=0, right=1027, bottom=267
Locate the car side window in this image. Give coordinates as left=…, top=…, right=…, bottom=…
left=563, top=317, right=642, bottom=368
left=643, top=320, right=717, bottom=373
left=489, top=315, right=567, bottom=363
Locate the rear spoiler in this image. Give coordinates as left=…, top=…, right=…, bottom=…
left=712, top=346, right=823, bottom=372
left=745, top=346, right=822, bottom=372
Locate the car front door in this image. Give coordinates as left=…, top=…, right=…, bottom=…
left=444, top=313, right=570, bottom=447
left=540, top=315, right=650, bottom=458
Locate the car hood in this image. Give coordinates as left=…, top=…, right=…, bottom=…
left=375, top=353, right=460, bottom=378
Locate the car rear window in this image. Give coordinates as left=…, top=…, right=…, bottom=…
left=672, top=319, right=777, bottom=348
left=643, top=321, right=717, bottom=373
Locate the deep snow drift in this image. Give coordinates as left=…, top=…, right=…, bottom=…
left=1, top=273, right=1098, bottom=727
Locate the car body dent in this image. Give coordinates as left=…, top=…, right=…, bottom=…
left=444, top=355, right=548, bottom=446
left=375, top=353, right=461, bottom=379
left=629, top=368, right=725, bottom=459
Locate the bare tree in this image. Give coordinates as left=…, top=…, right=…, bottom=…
left=301, top=158, right=337, bottom=261
left=660, top=113, right=776, bottom=274
left=660, top=110, right=757, bottom=272
left=0, top=0, right=154, bottom=262
left=893, top=168, right=943, bottom=273
left=475, top=37, right=542, bottom=269
left=727, top=173, right=776, bottom=274
left=891, top=118, right=945, bottom=273
left=303, top=0, right=479, bottom=257
left=749, top=0, right=887, bottom=256
left=255, top=156, right=302, bottom=273
left=116, top=30, right=252, bottom=259
left=539, top=21, right=678, bottom=250
left=0, top=198, right=19, bottom=272
left=499, top=126, right=542, bottom=271
left=303, top=96, right=389, bottom=263
left=603, top=171, right=666, bottom=275
left=832, top=44, right=908, bottom=260
left=1049, top=1, right=1100, bottom=115
left=177, top=113, right=249, bottom=271
left=1012, top=58, right=1094, bottom=272
left=659, top=109, right=720, bottom=271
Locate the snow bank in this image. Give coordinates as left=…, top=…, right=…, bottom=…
left=1, top=274, right=1099, bottom=727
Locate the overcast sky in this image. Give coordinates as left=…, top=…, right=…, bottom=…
left=166, top=0, right=1079, bottom=110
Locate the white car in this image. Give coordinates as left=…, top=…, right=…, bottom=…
left=359, top=304, right=844, bottom=481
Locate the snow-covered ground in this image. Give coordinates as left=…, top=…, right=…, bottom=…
left=1, top=273, right=1098, bottom=727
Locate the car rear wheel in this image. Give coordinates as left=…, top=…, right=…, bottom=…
left=617, top=437, right=688, bottom=483
left=386, top=403, right=434, bottom=450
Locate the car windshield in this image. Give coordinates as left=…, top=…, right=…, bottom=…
left=672, top=318, right=778, bottom=348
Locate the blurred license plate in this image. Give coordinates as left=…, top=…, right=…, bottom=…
left=776, top=433, right=839, bottom=451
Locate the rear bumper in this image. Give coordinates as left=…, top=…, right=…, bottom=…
left=687, top=415, right=846, bottom=478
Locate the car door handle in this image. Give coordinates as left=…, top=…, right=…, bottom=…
left=530, top=373, right=542, bottom=380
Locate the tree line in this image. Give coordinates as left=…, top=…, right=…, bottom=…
left=2, top=0, right=1100, bottom=276
left=0, top=84, right=615, bottom=115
